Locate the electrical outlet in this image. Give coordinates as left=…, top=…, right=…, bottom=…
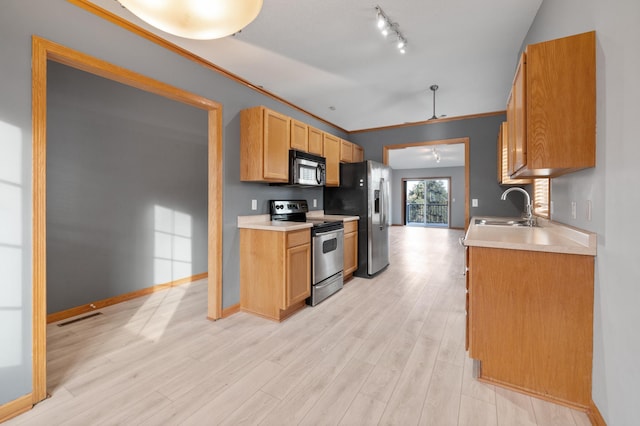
left=472, top=199, right=478, bottom=207
left=251, top=199, right=257, bottom=210
left=571, top=201, right=577, bottom=219
left=313, top=199, right=317, bottom=208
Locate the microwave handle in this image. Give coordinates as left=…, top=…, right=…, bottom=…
left=316, top=165, right=322, bottom=185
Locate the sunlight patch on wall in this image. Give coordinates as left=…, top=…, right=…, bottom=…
left=125, top=205, right=193, bottom=340
left=0, top=120, right=23, bottom=367
left=153, top=205, right=193, bottom=284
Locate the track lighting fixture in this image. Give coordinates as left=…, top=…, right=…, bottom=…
left=375, top=5, right=408, bottom=54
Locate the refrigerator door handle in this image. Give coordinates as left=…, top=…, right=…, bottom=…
left=379, top=178, right=386, bottom=229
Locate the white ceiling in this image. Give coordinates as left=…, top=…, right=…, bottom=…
left=90, top=0, right=542, bottom=132
left=388, top=144, right=465, bottom=170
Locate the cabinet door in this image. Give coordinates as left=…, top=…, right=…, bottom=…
left=340, top=139, right=353, bottom=163
left=308, top=126, right=323, bottom=155
left=465, top=246, right=469, bottom=351
left=290, top=119, right=308, bottom=152
left=353, top=145, right=364, bottom=162
left=323, top=133, right=340, bottom=186
left=469, top=246, right=594, bottom=406
left=263, top=109, right=290, bottom=181
left=512, top=53, right=527, bottom=174
left=499, top=122, right=531, bottom=185
left=506, top=91, right=516, bottom=176
left=343, top=231, right=357, bottom=275
left=285, top=244, right=311, bottom=307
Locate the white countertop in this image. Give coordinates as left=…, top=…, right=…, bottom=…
left=238, top=211, right=359, bottom=232
left=464, top=216, right=597, bottom=256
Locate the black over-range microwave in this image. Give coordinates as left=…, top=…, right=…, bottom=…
left=289, top=150, right=326, bottom=187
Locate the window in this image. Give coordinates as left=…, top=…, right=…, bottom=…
left=533, top=178, right=550, bottom=218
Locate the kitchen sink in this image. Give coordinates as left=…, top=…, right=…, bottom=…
left=474, top=218, right=535, bottom=227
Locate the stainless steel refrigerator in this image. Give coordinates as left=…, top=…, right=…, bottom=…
left=324, top=160, right=391, bottom=277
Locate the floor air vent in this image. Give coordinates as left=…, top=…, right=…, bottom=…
left=57, top=312, right=102, bottom=327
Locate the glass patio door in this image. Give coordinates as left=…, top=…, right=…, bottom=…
left=405, top=178, right=450, bottom=227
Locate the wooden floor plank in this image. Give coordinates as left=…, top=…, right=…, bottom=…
left=420, top=359, right=464, bottom=426
left=298, top=358, right=373, bottom=425
left=458, top=394, right=498, bottom=426
left=495, top=386, right=537, bottom=426
left=339, top=393, right=387, bottom=425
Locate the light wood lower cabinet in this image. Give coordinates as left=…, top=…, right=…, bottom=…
left=240, top=228, right=310, bottom=321
left=467, top=246, right=594, bottom=409
left=343, top=221, right=358, bottom=277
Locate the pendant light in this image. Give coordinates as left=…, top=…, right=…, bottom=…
left=430, top=84, right=439, bottom=120
left=117, top=0, right=263, bottom=40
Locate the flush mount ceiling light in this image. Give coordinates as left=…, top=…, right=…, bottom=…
left=375, top=5, right=408, bottom=54
left=116, top=0, right=263, bottom=40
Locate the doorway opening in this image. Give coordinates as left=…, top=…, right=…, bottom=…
left=383, top=137, right=469, bottom=230
left=404, top=178, right=451, bottom=227
left=31, top=36, right=223, bottom=404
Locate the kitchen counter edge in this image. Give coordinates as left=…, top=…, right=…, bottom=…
left=463, top=216, right=597, bottom=256
left=238, top=212, right=359, bottom=232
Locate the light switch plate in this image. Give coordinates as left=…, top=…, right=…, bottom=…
left=472, top=199, right=478, bottom=207
left=251, top=199, right=257, bottom=210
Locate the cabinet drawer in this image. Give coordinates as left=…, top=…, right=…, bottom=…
left=287, top=229, right=310, bottom=247
left=344, top=220, right=358, bottom=234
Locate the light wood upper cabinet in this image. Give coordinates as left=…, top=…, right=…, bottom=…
left=498, top=121, right=531, bottom=185
left=290, top=119, right=308, bottom=152
left=307, top=126, right=324, bottom=155
left=352, top=144, right=364, bottom=162
left=240, top=106, right=353, bottom=183
left=340, top=139, right=353, bottom=163
left=343, top=220, right=358, bottom=277
left=240, top=228, right=310, bottom=321
left=240, top=106, right=290, bottom=182
left=508, top=31, right=596, bottom=178
left=511, top=53, right=527, bottom=175
left=323, top=133, right=340, bottom=187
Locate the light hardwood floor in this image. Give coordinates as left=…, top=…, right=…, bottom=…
left=8, top=227, right=592, bottom=425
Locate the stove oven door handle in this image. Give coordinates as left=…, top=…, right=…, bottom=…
left=314, top=229, right=343, bottom=239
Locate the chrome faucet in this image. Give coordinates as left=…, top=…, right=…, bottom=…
left=500, top=187, right=536, bottom=226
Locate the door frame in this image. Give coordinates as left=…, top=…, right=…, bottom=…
left=402, top=177, right=452, bottom=227
left=383, top=137, right=469, bottom=229
left=31, top=36, right=223, bottom=403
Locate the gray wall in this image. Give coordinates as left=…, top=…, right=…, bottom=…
left=46, top=62, right=209, bottom=313
left=521, top=0, right=640, bottom=423
left=391, top=167, right=465, bottom=228
left=352, top=115, right=526, bottom=221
